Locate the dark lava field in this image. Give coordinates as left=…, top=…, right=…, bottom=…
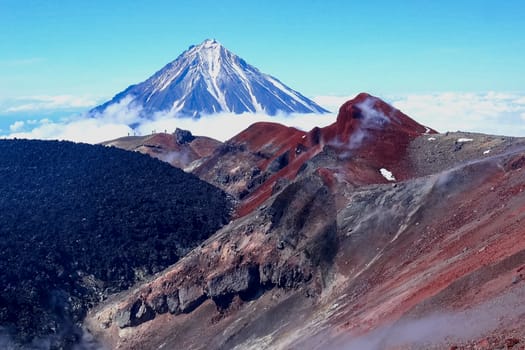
left=0, top=139, right=231, bottom=348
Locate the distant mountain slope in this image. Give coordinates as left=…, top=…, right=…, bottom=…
left=102, top=128, right=221, bottom=170
left=0, top=139, right=231, bottom=348
left=91, top=39, right=329, bottom=118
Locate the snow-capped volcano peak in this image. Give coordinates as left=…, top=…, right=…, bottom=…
left=91, top=39, right=329, bottom=118
left=199, top=38, right=220, bottom=48
left=188, top=39, right=223, bottom=63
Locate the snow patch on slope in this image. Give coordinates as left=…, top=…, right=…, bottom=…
left=380, top=168, right=396, bottom=182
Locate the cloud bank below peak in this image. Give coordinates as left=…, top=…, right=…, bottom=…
left=391, top=91, right=525, bottom=136
left=2, top=91, right=525, bottom=144
left=4, top=95, right=336, bottom=144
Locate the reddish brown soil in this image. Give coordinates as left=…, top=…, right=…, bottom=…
left=197, top=93, right=434, bottom=217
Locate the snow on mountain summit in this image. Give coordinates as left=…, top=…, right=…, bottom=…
left=91, top=39, right=329, bottom=118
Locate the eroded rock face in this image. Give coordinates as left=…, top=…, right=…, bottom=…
left=207, top=265, right=260, bottom=300
left=166, top=292, right=180, bottom=314
left=179, top=284, right=207, bottom=313
left=149, top=294, right=168, bottom=314
left=88, top=168, right=339, bottom=347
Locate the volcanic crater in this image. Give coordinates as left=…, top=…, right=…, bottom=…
left=85, top=94, right=525, bottom=349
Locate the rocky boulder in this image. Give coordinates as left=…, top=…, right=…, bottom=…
left=179, top=285, right=206, bottom=313
left=115, top=299, right=154, bottom=329
left=174, top=128, right=196, bottom=144
left=207, top=265, right=260, bottom=303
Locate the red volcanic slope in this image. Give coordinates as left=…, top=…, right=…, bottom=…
left=234, top=93, right=434, bottom=216
left=323, top=92, right=431, bottom=168
left=230, top=122, right=322, bottom=216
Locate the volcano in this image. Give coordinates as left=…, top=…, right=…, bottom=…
left=91, top=39, right=329, bottom=118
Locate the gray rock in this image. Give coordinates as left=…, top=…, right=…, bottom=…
left=115, top=309, right=132, bottom=329
left=267, top=151, right=290, bottom=173
left=271, top=178, right=290, bottom=195
left=275, top=265, right=312, bottom=289
left=178, top=285, right=206, bottom=313
left=135, top=301, right=150, bottom=319
left=115, top=299, right=155, bottom=329
left=174, top=128, right=195, bottom=144
left=207, top=265, right=260, bottom=298
left=259, top=263, right=275, bottom=286
left=166, top=291, right=180, bottom=314
left=149, top=294, right=168, bottom=314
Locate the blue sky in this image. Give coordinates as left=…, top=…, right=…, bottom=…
left=1, top=0, right=525, bottom=141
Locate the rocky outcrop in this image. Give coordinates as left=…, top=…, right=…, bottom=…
left=174, top=128, right=196, bottom=144
left=179, top=284, right=207, bottom=313
left=207, top=265, right=260, bottom=300
left=115, top=299, right=154, bottom=329
left=149, top=294, right=169, bottom=314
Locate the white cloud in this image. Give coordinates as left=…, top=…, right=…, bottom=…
left=7, top=118, right=133, bottom=144
left=90, top=95, right=143, bottom=124
left=513, top=96, right=525, bottom=105
left=135, top=110, right=335, bottom=142
left=9, top=121, right=25, bottom=132
left=389, top=91, right=525, bottom=136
